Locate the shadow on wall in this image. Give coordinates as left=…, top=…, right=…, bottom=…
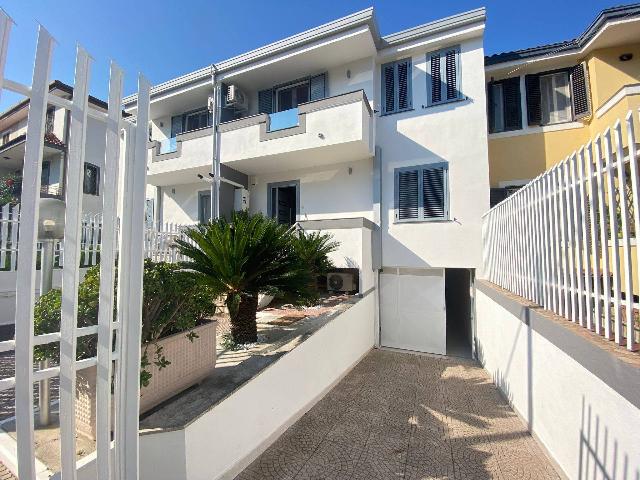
left=578, top=396, right=639, bottom=480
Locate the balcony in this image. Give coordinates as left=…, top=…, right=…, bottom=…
left=218, top=90, right=373, bottom=174
left=147, top=127, right=213, bottom=186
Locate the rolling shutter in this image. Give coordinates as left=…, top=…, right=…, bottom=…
left=445, top=49, right=457, bottom=100
left=397, top=169, right=419, bottom=220
left=503, top=77, right=522, bottom=130
left=430, top=53, right=442, bottom=103
left=423, top=166, right=446, bottom=219
left=309, top=73, right=326, bottom=101
left=382, top=63, right=396, bottom=114
left=570, top=62, right=591, bottom=119
left=397, top=60, right=411, bottom=110
left=258, top=89, right=273, bottom=114
left=525, top=74, right=542, bottom=126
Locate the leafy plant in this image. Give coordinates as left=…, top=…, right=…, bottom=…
left=293, top=230, right=338, bottom=276
left=0, top=174, right=21, bottom=206
left=34, top=260, right=218, bottom=387
left=176, top=212, right=321, bottom=344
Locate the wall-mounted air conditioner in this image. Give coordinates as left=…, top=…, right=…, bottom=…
left=327, top=272, right=356, bottom=293
left=225, top=85, right=248, bottom=111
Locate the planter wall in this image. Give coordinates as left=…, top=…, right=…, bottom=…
left=76, top=320, right=217, bottom=440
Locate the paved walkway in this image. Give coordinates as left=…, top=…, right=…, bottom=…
left=236, top=349, right=560, bottom=480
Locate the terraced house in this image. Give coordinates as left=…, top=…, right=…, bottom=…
left=123, top=7, right=490, bottom=358
left=485, top=4, right=640, bottom=203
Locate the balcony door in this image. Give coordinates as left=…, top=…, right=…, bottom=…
left=268, top=180, right=299, bottom=226
left=275, top=81, right=309, bottom=112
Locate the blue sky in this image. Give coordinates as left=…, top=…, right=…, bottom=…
left=0, top=0, right=625, bottom=109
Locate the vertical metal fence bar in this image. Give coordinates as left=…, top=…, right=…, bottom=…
left=625, top=110, right=639, bottom=351
left=551, top=168, right=562, bottom=314
left=541, top=175, right=551, bottom=309
left=603, top=129, right=622, bottom=344
left=559, top=161, right=570, bottom=317
left=565, top=155, right=578, bottom=322
left=95, top=61, right=124, bottom=480
left=14, top=25, right=54, bottom=480
left=594, top=136, right=612, bottom=340
left=570, top=153, right=585, bottom=325
left=585, top=142, right=602, bottom=334
left=59, top=45, right=92, bottom=479
left=613, top=121, right=634, bottom=349
left=578, top=148, right=593, bottom=329
left=116, top=75, right=150, bottom=480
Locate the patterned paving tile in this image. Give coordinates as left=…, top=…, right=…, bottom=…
left=234, top=349, right=562, bottom=480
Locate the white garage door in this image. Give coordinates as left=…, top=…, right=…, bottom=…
left=380, top=268, right=446, bottom=355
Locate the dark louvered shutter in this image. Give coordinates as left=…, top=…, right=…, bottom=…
left=525, top=74, right=541, bottom=126
left=445, top=50, right=457, bottom=100
left=430, top=53, right=441, bottom=103
left=423, top=166, right=446, bottom=219
left=309, top=73, right=326, bottom=101
left=397, top=170, right=419, bottom=220
left=397, top=61, right=410, bottom=110
left=570, top=62, right=591, bottom=119
left=383, top=63, right=396, bottom=114
left=487, top=82, right=496, bottom=133
left=503, top=77, right=522, bottom=130
left=258, top=89, right=273, bottom=114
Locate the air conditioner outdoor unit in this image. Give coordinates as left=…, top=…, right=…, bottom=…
left=327, top=272, right=356, bottom=293
left=225, top=85, right=248, bottom=111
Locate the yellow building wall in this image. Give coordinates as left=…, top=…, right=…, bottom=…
left=488, top=43, right=640, bottom=188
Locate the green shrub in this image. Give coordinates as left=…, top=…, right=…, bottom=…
left=34, top=260, right=219, bottom=386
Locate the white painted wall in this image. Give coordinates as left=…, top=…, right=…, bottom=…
left=249, top=157, right=373, bottom=221
left=377, top=36, right=489, bottom=270
left=159, top=182, right=210, bottom=225
left=476, top=287, right=640, bottom=480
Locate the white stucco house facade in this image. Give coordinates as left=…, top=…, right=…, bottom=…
left=122, top=7, right=490, bottom=357
left=0, top=81, right=109, bottom=214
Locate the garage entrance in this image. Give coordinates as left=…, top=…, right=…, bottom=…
left=445, top=268, right=473, bottom=358
left=379, top=268, right=446, bottom=355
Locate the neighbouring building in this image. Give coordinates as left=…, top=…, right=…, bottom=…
left=123, top=7, right=490, bottom=357
left=485, top=4, right=640, bottom=205
left=0, top=80, right=109, bottom=213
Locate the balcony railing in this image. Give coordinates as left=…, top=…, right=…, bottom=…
left=268, top=108, right=299, bottom=132
left=159, top=137, right=178, bottom=154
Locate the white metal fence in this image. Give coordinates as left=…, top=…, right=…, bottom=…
left=0, top=203, right=191, bottom=271
left=483, top=109, right=640, bottom=352
left=0, top=10, right=150, bottom=480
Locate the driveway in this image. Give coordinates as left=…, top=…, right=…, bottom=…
left=236, top=349, right=561, bottom=479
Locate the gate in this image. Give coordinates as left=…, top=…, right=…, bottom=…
left=0, top=9, right=150, bottom=480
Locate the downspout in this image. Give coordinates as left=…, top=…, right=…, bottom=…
left=210, top=64, right=222, bottom=220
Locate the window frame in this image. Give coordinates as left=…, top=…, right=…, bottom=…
left=381, top=58, right=413, bottom=116
left=426, top=45, right=462, bottom=107
left=83, top=162, right=100, bottom=196
left=394, top=162, right=450, bottom=224
left=539, top=70, right=571, bottom=126
left=487, top=76, right=522, bottom=133
left=274, top=80, right=310, bottom=112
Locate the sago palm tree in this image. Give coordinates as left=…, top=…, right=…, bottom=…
left=176, top=212, right=314, bottom=344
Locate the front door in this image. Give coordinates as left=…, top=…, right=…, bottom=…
left=198, top=191, right=211, bottom=223
left=380, top=268, right=447, bottom=355
left=268, top=181, right=298, bottom=226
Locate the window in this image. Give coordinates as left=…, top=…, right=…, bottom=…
left=1, top=131, right=9, bottom=145
left=45, top=107, right=55, bottom=134
left=488, top=77, right=522, bottom=133
left=258, top=73, right=326, bottom=115
left=83, top=163, right=100, bottom=196
left=426, top=47, right=461, bottom=106
left=395, top=163, right=449, bottom=222
left=275, top=81, right=309, bottom=112
left=170, top=108, right=212, bottom=137
left=525, top=63, right=591, bottom=126
left=381, top=59, right=412, bottom=115
left=540, top=71, right=571, bottom=125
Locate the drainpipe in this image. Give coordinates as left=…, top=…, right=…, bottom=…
left=209, top=64, right=222, bottom=220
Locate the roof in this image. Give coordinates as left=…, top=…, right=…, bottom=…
left=0, top=79, right=128, bottom=123
left=122, top=7, right=486, bottom=108
left=485, top=3, right=640, bottom=66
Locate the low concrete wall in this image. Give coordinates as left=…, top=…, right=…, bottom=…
left=139, top=292, right=375, bottom=480
left=475, top=281, right=640, bottom=480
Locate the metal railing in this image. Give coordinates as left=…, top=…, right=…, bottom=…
left=483, top=108, right=640, bottom=352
